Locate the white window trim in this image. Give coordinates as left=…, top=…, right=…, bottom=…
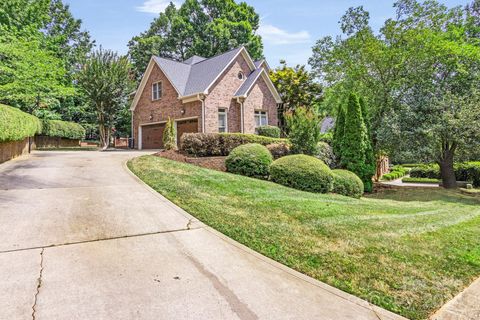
left=218, top=108, right=228, bottom=133
left=254, top=110, right=268, bottom=128
left=152, top=81, right=162, bottom=101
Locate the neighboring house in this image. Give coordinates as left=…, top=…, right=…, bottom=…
left=130, top=46, right=282, bottom=149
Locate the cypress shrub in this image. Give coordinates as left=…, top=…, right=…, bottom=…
left=163, top=118, right=177, bottom=150
left=0, top=104, right=41, bottom=142
left=340, top=93, right=373, bottom=191
left=285, top=107, right=321, bottom=155
left=332, top=104, right=346, bottom=160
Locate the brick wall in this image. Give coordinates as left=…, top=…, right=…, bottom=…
left=204, top=55, right=252, bottom=133
left=243, top=76, right=279, bottom=134
left=0, top=138, right=32, bottom=164
left=132, top=64, right=202, bottom=148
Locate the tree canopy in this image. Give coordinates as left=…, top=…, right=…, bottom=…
left=128, top=0, right=263, bottom=77
left=309, top=0, right=480, bottom=188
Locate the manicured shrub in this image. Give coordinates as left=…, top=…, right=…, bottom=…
left=41, top=119, right=85, bottom=140
left=266, top=142, right=290, bottom=159
left=181, top=133, right=287, bottom=157
left=332, top=169, right=364, bottom=198
left=257, top=125, right=281, bottom=138
left=0, top=104, right=41, bottom=142
left=226, top=144, right=273, bottom=178
left=410, top=164, right=440, bottom=179
left=285, top=107, right=321, bottom=155
left=316, top=142, right=336, bottom=168
left=270, top=155, right=334, bottom=193
left=163, top=118, right=177, bottom=150
left=381, top=165, right=408, bottom=181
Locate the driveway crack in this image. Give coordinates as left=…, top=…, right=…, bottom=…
left=32, top=248, right=45, bottom=320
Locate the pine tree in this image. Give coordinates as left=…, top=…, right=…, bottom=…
left=341, top=93, right=369, bottom=191
left=332, top=103, right=346, bottom=161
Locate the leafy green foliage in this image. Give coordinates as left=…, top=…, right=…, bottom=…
left=0, top=0, right=93, bottom=116
left=163, top=118, right=177, bottom=150
left=332, top=169, right=364, bottom=198
left=270, top=61, right=322, bottom=131
left=181, top=133, right=287, bottom=157
left=0, top=104, right=41, bottom=142
left=128, top=0, right=263, bottom=77
left=257, top=125, right=281, bottom=138
left=226, top=143, right=272, bottom=178
left=270, top=155, right=334, bottom=193
left=285, top=107, right=321, bottom=155
left=77, top=49, right=132, bottom=149
left=0, top=33, right=73, bottom=112
left=41, top=119, right=85, bottom=140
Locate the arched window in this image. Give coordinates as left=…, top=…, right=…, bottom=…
left=238, top=71, right=245, bottom=80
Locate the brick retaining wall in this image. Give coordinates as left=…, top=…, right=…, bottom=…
left=0, top=138, right=32, bottom=164
left=35, top=136, right=80, bottom=148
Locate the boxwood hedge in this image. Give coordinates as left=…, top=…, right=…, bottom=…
left=181, top=133, right=288, bottom=157
left=41, top=120, right=85, bottom=140
left=0, top=104, right=42, bottom=142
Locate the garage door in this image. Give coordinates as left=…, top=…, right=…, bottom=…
left=176, top=119, right=199, bottom=144
left=141, top=123, right=165, bottom=149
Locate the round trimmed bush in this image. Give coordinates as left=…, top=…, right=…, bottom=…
left=332, top=169, right=364, bottom=198
left=270, top=155, right=334, bottom=193
left=226, top=143, right=273, bottom=178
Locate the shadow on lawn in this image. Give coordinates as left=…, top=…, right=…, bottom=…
left=366, top=188, right=480, bottom=206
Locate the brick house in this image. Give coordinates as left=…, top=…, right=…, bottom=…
left=130, top=46, right=282, bottom=149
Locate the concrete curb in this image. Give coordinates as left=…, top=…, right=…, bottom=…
left=431, top=277, right=480, bottom=320
left=124, top=156, right=408, bottom=320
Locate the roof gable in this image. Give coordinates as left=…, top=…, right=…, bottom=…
left=234, top=68, right=282, bottom=103
left=131, top=46, right=277, bottom=110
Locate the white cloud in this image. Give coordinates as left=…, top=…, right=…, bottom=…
left=136, top=0, right=182, bottom=14
left=258, top=24, right=311, bottom=45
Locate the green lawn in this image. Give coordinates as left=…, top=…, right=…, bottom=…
left=128, top=156, right=480, bottom=320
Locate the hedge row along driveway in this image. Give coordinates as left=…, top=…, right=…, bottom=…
left=128, top=156, right=480, bottom=320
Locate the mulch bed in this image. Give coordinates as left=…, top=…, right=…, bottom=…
left=155, top=150, right=226, bottom=172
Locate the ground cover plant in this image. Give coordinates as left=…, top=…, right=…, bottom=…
left=129, top=156, right=480, bottom=320
left=402, top=177, right=440, bottom=184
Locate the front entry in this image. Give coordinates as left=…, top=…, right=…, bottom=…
left=176, top=119, right=199, bottom=145
left=141, top=123, right=165, bottom=149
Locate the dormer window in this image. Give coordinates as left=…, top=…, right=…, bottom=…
left=152, top=82, right=162, bottom=101
left=238, top=71, right=244, bottom=80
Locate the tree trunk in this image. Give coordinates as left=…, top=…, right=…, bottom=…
left=438, top=144, right=457, bottom=189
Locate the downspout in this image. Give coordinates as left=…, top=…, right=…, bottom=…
left=130, top=109, right=134, bottom=149
left=237, top=97, right=244, bottom=133
left=200, top=94, right=206, bottom=133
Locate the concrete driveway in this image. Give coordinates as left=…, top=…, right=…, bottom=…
left=0, top=151, right=405, bottom=320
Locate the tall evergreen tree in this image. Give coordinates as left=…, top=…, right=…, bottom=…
left=341, top=93, right=370, bottom=192
left=332, top=104, right=346, bottom=161
left=359, top=97, right=376, bottom=192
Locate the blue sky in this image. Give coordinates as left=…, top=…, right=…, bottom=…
left=66, top=0, right=468, bottom=68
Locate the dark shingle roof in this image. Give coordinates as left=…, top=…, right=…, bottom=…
left=184, top=55, right=207, bottom=65
left=234, top=68, right=263, bottom=97
left=154, top=47, right=245, bottom=97
left=320, top=117, right=335, bottom=133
